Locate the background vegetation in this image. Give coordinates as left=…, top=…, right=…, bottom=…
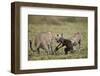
left=28, top=15, right=88, bottom=60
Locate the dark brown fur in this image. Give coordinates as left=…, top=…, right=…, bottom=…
left=55, top=37, right=73, bottom=54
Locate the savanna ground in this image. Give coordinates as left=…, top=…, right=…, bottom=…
left=28, top=15, right=88, bottom=60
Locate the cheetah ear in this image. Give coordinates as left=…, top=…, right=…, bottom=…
left=61, top=33, right=63, bottom=37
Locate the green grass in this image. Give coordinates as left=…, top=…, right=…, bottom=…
left=28, top=16, right=88, bottom=60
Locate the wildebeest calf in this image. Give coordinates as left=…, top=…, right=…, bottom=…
left=55, top=36, right=73, bottom=54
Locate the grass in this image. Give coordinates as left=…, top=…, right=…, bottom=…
left=28, top=15, right=88, bottom=60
